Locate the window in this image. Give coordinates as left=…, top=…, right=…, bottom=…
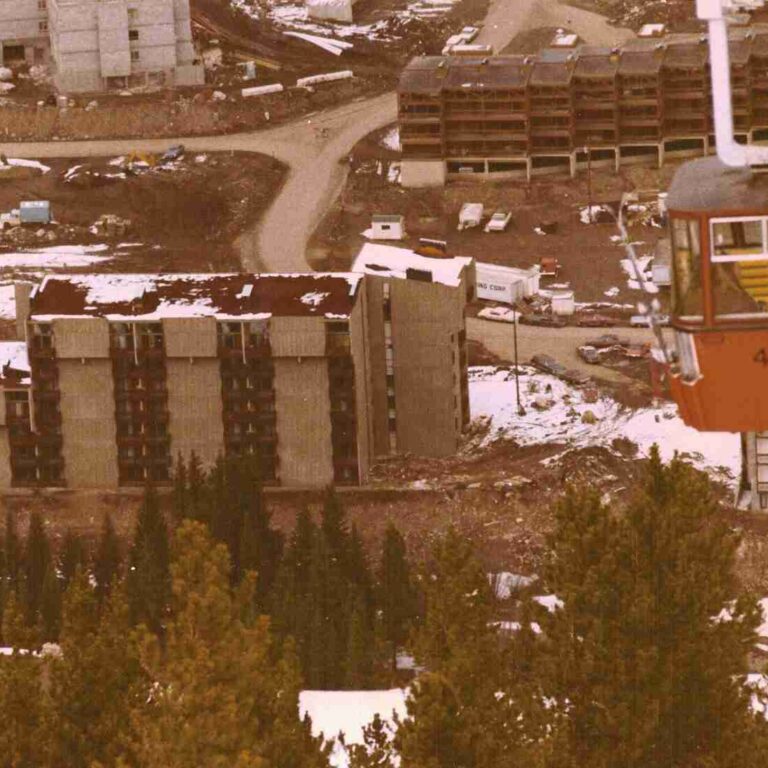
left=219, top=322, right=243, bottom=350
left=671, top=217, right=703, bottom=320
left=38, top=0, right=46, bottom=10
left=38, top=20, right=48, bottom=32
left=710, top=217, right=768, bottom=318
left=131, top=50, right=140, bottom=62
left=128, top=7, right=138, bottom=22
left=129, top=29, right=139, bottom=41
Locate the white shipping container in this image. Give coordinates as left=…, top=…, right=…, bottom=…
left=475, top=263, right=540, bottom=304
left=241, top=84, right=285, bottom=98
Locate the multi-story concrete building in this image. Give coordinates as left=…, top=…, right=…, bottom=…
left=0, top=259, right=474, bottom=489
left=0, top=0, right=49, bottom=67
left=0, top=0, right=203, bottom=92
left=398, top=25, right=768, bottom=187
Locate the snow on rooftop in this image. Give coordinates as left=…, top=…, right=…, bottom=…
left=0, top=245, right=111, bottom=270
left=353, top=243, right=472, bottom=287
left=30, top=272, right=362, bottom=321
left=0, top=341, right=30, bottom=385
left=299, top=689, right=408, bottom=768
left=468, top=366, right=741, bottom=484
left=0, top=283, right=16, bottom=319
left=533, top=594, right=564, bottom=613
left=300, top=291, right=331, bottom=308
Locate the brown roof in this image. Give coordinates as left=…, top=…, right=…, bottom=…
left=574, top=47, right=619, bottom=78
left=399, top=57, right=448, bottom=95
left=663, top=40, right=708, bottom=69
left=443, top=56, right=530, bottom=90
left=29, top=273, right=362, bottom=321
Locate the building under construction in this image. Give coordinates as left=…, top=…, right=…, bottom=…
left=398, top=25, right=768, bottom=186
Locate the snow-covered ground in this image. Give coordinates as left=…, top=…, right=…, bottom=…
left=300, top=689, right=407, bottom=768
left=468, top=366, right=740, bottom=483
left=0, top=244, right=111, bottom=269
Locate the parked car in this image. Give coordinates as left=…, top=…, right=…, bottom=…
left=532, top=354, right=567, bottom=377
left=460, top=25, right=480, bottom=42
left=484, top=211, right=512, bottom=232
left=520, top=313, right=566, bottom=328
left=584, top=334, right=630, bottom=349
left=577, top=314, right=617, bottom=328
left=577, top=345, right=601, bottom=364
left=624, top=343, right=651, bottom=359
left=162, top=144, right=186, bottom=162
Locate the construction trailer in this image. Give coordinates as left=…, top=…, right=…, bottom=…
left=19, top=200, right=51, bottom=225
left=397, top=24, right=768, bottom=186
left=371, top=214, right=405, bottom=240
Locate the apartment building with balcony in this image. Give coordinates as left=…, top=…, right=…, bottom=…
left=0, top=0, right=203, bottom=92
left=398, top=24, right=768, bottom=187
left=0, top=261, right=474, bottom=490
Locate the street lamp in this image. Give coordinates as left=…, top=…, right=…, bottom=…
left=512, top=302, right=526, bottom=416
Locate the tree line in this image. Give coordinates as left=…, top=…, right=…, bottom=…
left=0, top=454, right=421, bottom=691
left=2, top=450, right=768, bottom=768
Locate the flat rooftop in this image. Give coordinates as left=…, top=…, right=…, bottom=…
left=29, top=273, right=363, bottom=322
left=353, top=244, right=472, bottom=287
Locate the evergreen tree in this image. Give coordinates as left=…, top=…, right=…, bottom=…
left=58, top=530, right=88, bottom=589
left=22, top=512, right=51, bottom=626
left=0, top=644, right=48, bottom=767
left=172, top=453, right=189, bottom=521
left=130, top=520, right=329, bottom=768
left=93, top=511, right=122, bottom=606
left=47, top=571, right=143, bottom=768
left=396, top=527, right=548, bottom=768
left=39, top=562, right=62, bottom=641
left=4, top=511, right=21, bottom=592
left=127, top=484, right=170, bottom=634
left=348, top=713, right=399, bottom=768
left=539, top=450, right=768, bottom=768
left=378, top=523, right=418, bottom=673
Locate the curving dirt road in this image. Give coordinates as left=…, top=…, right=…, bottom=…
left=0, top=1, right=630, bottom=274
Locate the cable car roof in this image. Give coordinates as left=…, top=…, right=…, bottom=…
left=667, top=156, right=768, bottom=213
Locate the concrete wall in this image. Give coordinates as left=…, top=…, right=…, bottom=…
left=274, top=358, right=334, bottom=487
left=0, top=428, right=11, bottom=489
left=348, top=290, right=372, bottom=483
left=400, top=160, right=447, bottom=189
left=271, top=316, right=327, bottom=358
left=0, top=0, right=47, bottom=46
left=52, top=317, right=110, bottom=358
left=56, top=358, right=118, bottom=487
left=365, top=274, right=467, bottom=458
left=166, top=359, right=223, bottom=470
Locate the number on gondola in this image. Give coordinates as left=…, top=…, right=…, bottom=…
left=755, top=349, right=768, bottom=366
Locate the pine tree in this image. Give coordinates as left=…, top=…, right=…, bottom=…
left=348, top=713, right=399, bottom=768
left=22, top=512, right=51, bottom=627
left=4, top=511, right=21, bottom=592
left=94, top=511, right=122, bottom=606
left=539, top=450, right=768, bottom=768
left=127, top=484, right=170, bottom=634
left=47, top=571, right=143, bottom=768
left=39, top=562, right=62, bottom=642
left=130, top=520, right=329, bottom=768
left=59, top=530, right=88, bottom=589
left=378, top=523, right=418, bottom=673
left=396, top=527, right=547, bottom=768
left=0, top=643, right=48, bottom=767
left=172, top=453, right=189, bottom=521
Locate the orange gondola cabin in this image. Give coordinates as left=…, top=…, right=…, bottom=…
left=667, top=157, right=768, bottom=431
left=658, top=0, right=768, bottom=432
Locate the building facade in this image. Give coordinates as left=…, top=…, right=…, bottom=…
left=0, top=261, right=474, bottom=490
left=398, top=25, right=768, bottom=186
left=0, top=0, right=203, bottom=92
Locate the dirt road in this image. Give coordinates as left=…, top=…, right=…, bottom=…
left=0, top=0, right=629, bottom=274
left=468, top=317, right=660, bottom=381
left=477, top=0, right=632, bottom=49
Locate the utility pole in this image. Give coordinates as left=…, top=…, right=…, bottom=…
left=513, top=303, right=525, bottom=416
left=584, top=145, right=594, bottom=223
